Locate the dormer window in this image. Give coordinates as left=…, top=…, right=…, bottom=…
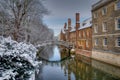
left=82, top=23, right=86, bottom=26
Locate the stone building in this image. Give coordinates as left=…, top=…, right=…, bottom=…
left=92, top=0, right=120, bottom=67
left=60, top=13, right=92, bottom=53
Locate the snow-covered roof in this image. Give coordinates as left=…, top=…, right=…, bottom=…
left=70, top=18, right=92, bottom=32
left=70, top=27, right=76, bottom=32
left=79, top=17, right=92, bottom=30
left=92, top=0, right=113, bottom=10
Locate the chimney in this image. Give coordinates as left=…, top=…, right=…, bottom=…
left=76, top=13, right=80, bottom=29
left=64, top=22, right=67, bottom=30
left=75, top=13, right=80, bottom=49
left=68, top=18, right=71, bottom=28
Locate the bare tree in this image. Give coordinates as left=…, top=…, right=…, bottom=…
left=0, top=0, right=53, bottom=43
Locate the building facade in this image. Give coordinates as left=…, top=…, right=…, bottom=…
left=60, top=13, right=92, bottom=52
left=92, top=0, right=120, bottom=67
left=77, top=18, right=92, bottom=51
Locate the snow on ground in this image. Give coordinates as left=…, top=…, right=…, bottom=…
left=0, top=36, right=42, bottom=80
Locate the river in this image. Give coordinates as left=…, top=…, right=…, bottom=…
left=35, top=45, right=120, bottom=80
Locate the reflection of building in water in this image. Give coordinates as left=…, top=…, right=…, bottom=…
left=60, top=47, right=69, bottom=59
left=92, top=59, right=120, bottom=78
left=60, top=13, right=92, bottom=57
left=61, top=56, right=120, bottom=80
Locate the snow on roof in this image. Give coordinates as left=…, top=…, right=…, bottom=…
left=92, top=0, right=110, bottom=10
left=70, top=27, right=76, bottom=32
left=79, top=17, right=92, bottom=30
left=70, top=17, right=92, bottom=32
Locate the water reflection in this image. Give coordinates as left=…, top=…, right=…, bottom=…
left=37, top=45, right=54, bottom=60
left=35, top=45, right=120, bottom=80
left=37, top=45, right=69, bottom=61
left=49, top=46, right=61, bottom=61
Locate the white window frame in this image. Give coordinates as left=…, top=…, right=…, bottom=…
left=94, top=24, right=98, bottom=33
left=103, top=38, right=107, bottom=46
left=102, top=7, right=107, bottom=15
left=93, top=12, right=98, bottom=18
left=115, top=17, right=120, bottom=30
left=115, top=0, right=120, bottom=10
left=95, top=39, right=98, bottom=46
left=102, top=22, right=107, bottom=32
left=115, top=37, right=120, bottom=47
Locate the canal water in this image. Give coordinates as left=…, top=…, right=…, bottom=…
left=36, top=45, right=120, bottom=80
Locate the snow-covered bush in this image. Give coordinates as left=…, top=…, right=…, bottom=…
left=0, top=36, right=40, bottom=80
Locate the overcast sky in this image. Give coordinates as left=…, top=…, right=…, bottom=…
left=42, top=0, right=99, bottom=36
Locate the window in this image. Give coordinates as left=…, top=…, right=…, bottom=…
left=117, top=18, right=120, bottom=29
left=103, top=38, right=107, bottom=46
left=79, top=32, right=81, bottom=38
left=116, top=37, right=120, bottom=47
left=116, top=18, right=120, bottom=30
left=87, top=31, right=89, bottom=37
left=83, top=32, right=86, bottom=37
left=86, top=40, right=89, bottom=47
left=93, top=12, right=98, bottom=18
left=95, top=38, right=98, bottom=46
left=102, top=7, right=107, bottom=15
left=117, top=0, right=120, bottom=10
left=94, top=24, right=98, bottom=33
left=102, top=22, right=107, bottom=32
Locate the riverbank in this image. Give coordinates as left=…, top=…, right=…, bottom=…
left=75, top=49, right=120, bottom=67
left=76, top=49, right=91, bottom=58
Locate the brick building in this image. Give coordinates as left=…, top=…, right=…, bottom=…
left=77, top=18, right=92, bottom=51
left=60, top=13, right=92, bottom=53
left=92, top=0, right=120, bottom=67
left=60, top=29, right=66, bottom=41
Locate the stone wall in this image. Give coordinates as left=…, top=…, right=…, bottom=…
left=92, top=50, right=120, bottom=67
left=92, top=0, right=120, bottom=53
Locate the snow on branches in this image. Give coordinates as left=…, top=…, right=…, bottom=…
left=0, top=36, right=41, bottom=80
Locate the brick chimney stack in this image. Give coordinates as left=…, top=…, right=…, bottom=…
left=68, top=18, right=71, bottom=28
left=75, top=13, right=80, bottom=48
left=67, top=18, right=72, bottom=42
left=76, top=13, right=80, bottom=29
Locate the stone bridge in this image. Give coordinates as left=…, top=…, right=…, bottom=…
left=35, top=40, right=73, bottom=49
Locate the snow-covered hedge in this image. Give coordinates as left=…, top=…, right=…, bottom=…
left=0, top=36, right=40, bottom=80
